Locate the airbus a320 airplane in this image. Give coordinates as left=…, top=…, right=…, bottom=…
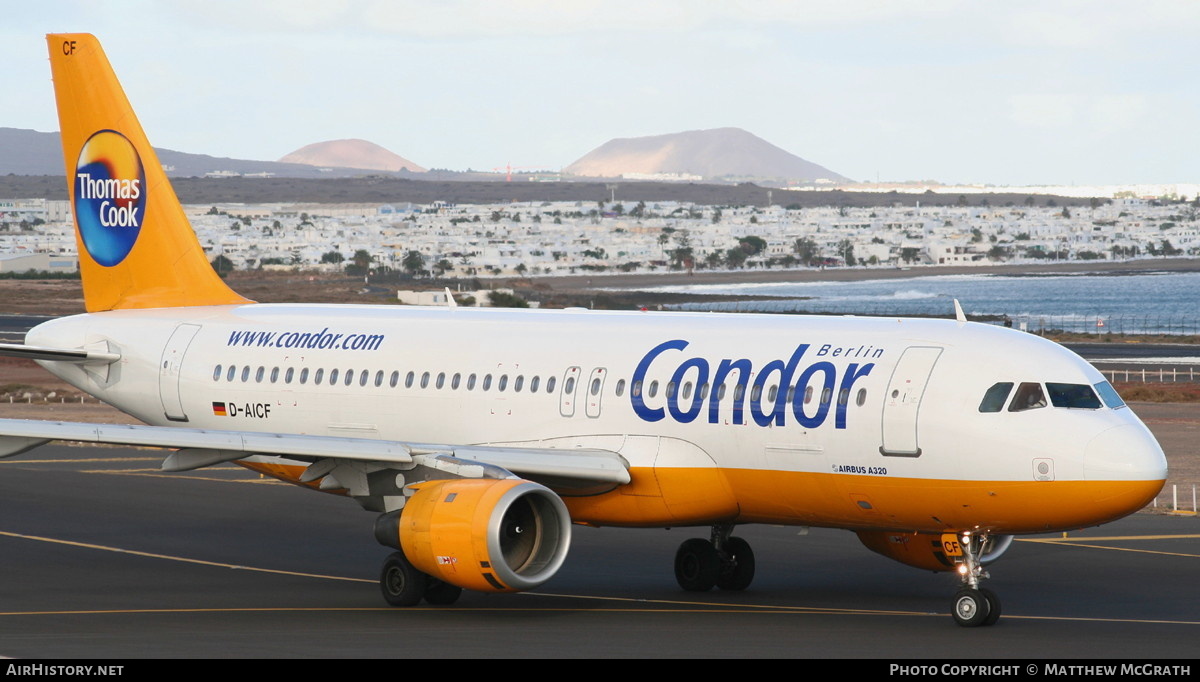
left=0, top=34, right=1167, bottom=626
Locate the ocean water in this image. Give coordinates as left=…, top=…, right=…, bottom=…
left=647, top=270, right=1200, bottom=335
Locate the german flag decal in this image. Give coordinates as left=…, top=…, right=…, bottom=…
left=212, top=402, right=227, bottom=416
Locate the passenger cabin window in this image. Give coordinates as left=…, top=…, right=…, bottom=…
left=313, top=368, right=323, bottom=385
left=1046, top=383, right=1102, bottom=409
left=213, top=365, right=222, bottom=381
left=329, top=369, right=339, bottom=385
left=1008, top=382, right=1046, bottom=412
left=978, top=382, right=1014, bottom=413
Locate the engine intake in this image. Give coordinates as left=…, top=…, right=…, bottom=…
left=377, top=478, right=571, bottom=593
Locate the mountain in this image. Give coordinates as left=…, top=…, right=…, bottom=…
left=0, top=128, right=421, bottom=179
left=0, top=128, right=64, bottom=175
left=564, top=127, right=849, bottom=182
left=278, top=139, right=426, bottom=173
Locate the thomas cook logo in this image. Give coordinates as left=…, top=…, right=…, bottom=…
left=74, top=130, right=146, bottom=267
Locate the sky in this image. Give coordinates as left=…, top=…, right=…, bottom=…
left=3, top=1, right=1198, bottom=186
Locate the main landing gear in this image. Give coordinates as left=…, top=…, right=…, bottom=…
left=673, top=525, right=755, bottom=592
left=380, top=551, right=463, bottom=607
left=950, top=532, right=1001, bottom=627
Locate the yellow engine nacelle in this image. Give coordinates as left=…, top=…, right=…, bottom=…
left=856, top=531, right=1014, bottom=572
left=388, top=478, right=572, bottom=593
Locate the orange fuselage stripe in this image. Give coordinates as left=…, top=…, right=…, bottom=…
left=237, top=461, right=1162, bottom=534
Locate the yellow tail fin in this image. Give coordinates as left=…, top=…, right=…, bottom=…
left=47, top=34, right=251, bottom=312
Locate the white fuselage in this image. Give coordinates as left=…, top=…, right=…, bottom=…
left=29, top=304, right=1167, bottom=534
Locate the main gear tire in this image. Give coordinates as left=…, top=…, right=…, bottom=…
left=381, top=551, right=429, bottom=607
left=675, top=538, right=720, bottom=592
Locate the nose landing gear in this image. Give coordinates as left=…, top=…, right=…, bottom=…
left=951, top=532, right=1001, bottom=627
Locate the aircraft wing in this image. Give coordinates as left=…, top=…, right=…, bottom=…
left=0, top=418, right=631, bottom=487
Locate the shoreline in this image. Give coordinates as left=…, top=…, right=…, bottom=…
left=519, top=257, right=1200, bottom=294
left=2, top=257, right=1199, bottom=318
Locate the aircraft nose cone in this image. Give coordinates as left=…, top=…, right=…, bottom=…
left=1081, top=423, right=1166, bottom=518
left=1084, top=423, right=1167, bottom=482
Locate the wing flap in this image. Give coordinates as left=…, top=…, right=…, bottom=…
left=0, top=418, right=412, bottom=461
left=446, top=446, right=631, bottom=484
left=0, top=418, right=630, bottom=486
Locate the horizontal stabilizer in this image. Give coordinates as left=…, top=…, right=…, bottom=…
left=0, top=342, right=120, bottom=364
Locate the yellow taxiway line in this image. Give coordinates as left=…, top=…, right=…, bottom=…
left=2, top=529, right=1199, bottom=624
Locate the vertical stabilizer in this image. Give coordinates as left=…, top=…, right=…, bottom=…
left=47, top=34, right=251, bottom=312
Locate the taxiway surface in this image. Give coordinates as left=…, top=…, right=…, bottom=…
left=0, top=445, right=1196, bottom=659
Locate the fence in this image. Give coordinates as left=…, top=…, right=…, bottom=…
left=666, top=301, right=1200, bottom=337
left=1013, top=313, right=1200, bottom=337
left=1153, top=485, right=1199, bottom=514
left=1102, top=368, right=1200, bottom=383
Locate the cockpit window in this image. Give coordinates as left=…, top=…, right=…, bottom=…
left=978, top=382, right=1014, bottom=413
left=1094, top=381, right=1126, bottom=409
left=1008, top=382, right=1046, bottom=412
left=1046, top=383, right=1102, bottom=409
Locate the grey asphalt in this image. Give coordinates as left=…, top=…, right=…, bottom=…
left=0, top=445, right=1196, bottom=659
